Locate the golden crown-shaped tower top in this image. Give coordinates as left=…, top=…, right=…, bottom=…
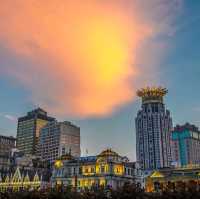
left=137, top=87, right=168, bottom=104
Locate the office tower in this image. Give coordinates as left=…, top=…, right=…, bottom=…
left=17, top=108, right=55, bottom=155
left=171, top=123, right=200, bottom=167
left=0, top=135, right=16, bottom=169
left=135, top=87, right=172, bottom=170
left=38, top=120, right=80, bottom=163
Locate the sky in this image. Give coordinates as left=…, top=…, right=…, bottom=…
left=0, top=0, right=200, bottom=161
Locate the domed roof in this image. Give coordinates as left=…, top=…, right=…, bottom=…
left=60, top=153, right=74, bottom=161
left=98, top=149, right=119, bottom=158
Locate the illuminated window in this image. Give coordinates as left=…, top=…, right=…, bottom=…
left=91, top=167, right=95, bottom=173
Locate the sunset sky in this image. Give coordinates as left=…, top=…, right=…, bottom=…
left=0, top=1, right=200, bottom=160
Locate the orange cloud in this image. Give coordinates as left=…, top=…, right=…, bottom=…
left=0, top=0, right=182, bottom=117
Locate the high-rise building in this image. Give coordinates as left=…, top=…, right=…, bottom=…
left=171, top=123, right=200, bottom=167
left=38, top=120, right=80, bottom=163
left=17, top=108, right=55, bottom=155
left=0, top=135, right=16, bottom=169
left=135, top=87, right=172, bottom=170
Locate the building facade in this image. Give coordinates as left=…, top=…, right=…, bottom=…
left=135, top=87, right=172, bottom=170
left=51, top=149, right=143, bottom=190
left=38, top=121, right=80, bottom=163
left=17, top=108, right=55, bottom=155
left=0, top=167, right=51, bottom=192
left=0, top=135, right=16, bottom=170
left=171, top=123, right=200, bottom=167
left=145, top=167, right=200, bottom=192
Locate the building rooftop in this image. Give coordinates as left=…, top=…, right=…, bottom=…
left=97, top=148, right=119, bottom=158
left=0, top=135, right=16, bottom=141
left=27, top=107, right=47, bottom=116
left=137, top=87, right=167, bottom=104
left=174, top=123, right=199, bottom=132
left=18, top=108, right=55, bottom=122
left=54, top=149, right=129, bottom=167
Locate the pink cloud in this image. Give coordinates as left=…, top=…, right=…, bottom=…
left=0, top=0, right=182, bottom=117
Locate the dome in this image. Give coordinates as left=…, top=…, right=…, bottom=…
left=97, top=149, right=119, bottom=159
left=96, top=149, right=121, bottom=163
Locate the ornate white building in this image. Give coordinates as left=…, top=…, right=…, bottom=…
left=135, top=87, right=172, bottom=170
left=51, top=149, right=143, bottom=190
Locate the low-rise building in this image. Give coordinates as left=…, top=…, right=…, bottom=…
left=0, top=166, right=51, bottom=192
left=145, top=166, right=200, bottom=192
left=0, top=135, right=16, bottom=170
left=51, top=149, right=143, bottom=190
left=0, top=151, right=51, bottom=192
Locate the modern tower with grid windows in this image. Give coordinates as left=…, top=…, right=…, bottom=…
left=17, top=108, right=55, bottom=155
left=135, top=87, right=172, bottom=170
left=38, top=120, right=81, bottom=163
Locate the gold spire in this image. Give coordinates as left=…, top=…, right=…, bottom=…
left=137, top=87, right=168, bottom=104
left=137, top=87, right=168, bottom=97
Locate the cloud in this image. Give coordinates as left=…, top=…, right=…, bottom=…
left=4, top=115, right=17, bottom=122
left=0, top=113, right=17, bottom=122
left=0, top=0, right=182, bottom=117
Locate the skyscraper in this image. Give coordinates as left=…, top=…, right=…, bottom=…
left=171, top=123, right=200, bottom=167
left=38, top=120, right=80, bottom=163
left=135, top=87, right=172, bottom=170
left=17, top=108, right=55, bottom=155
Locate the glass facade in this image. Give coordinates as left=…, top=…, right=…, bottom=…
left=171, top=123, right=200, bottom=167
left=136, top=87, right=172, bottom=170
left=38, top=120, right=80, bottom=163
left=16, top=108, right=55, bottom=155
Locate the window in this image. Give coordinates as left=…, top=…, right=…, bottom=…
left=91, top=167, right=95, bottom=173
left=67, top=168, right=71, bottom=175
left=79, top=167, right=82, bottom=174
left=101, top=166, right=105, bottom=173
left=85, top=168, right=88, bottom=173
left=62, top=147, right=65, bottom=155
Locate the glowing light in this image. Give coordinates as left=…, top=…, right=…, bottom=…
left=95, top=164, right=109, bottom=174
left=82, top=166, right=95, bottom=176
left=54, top=160, right=63, bottom=169
left=150, top=171, right=164, bottom=178
left=114, top=164, right=124, bottom=175
left=99, top=178, right=106, bottom=186
left=96, top=165, right=101, bottom=174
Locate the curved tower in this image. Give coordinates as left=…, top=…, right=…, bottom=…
left=135, top=87, right=172, bottom=170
